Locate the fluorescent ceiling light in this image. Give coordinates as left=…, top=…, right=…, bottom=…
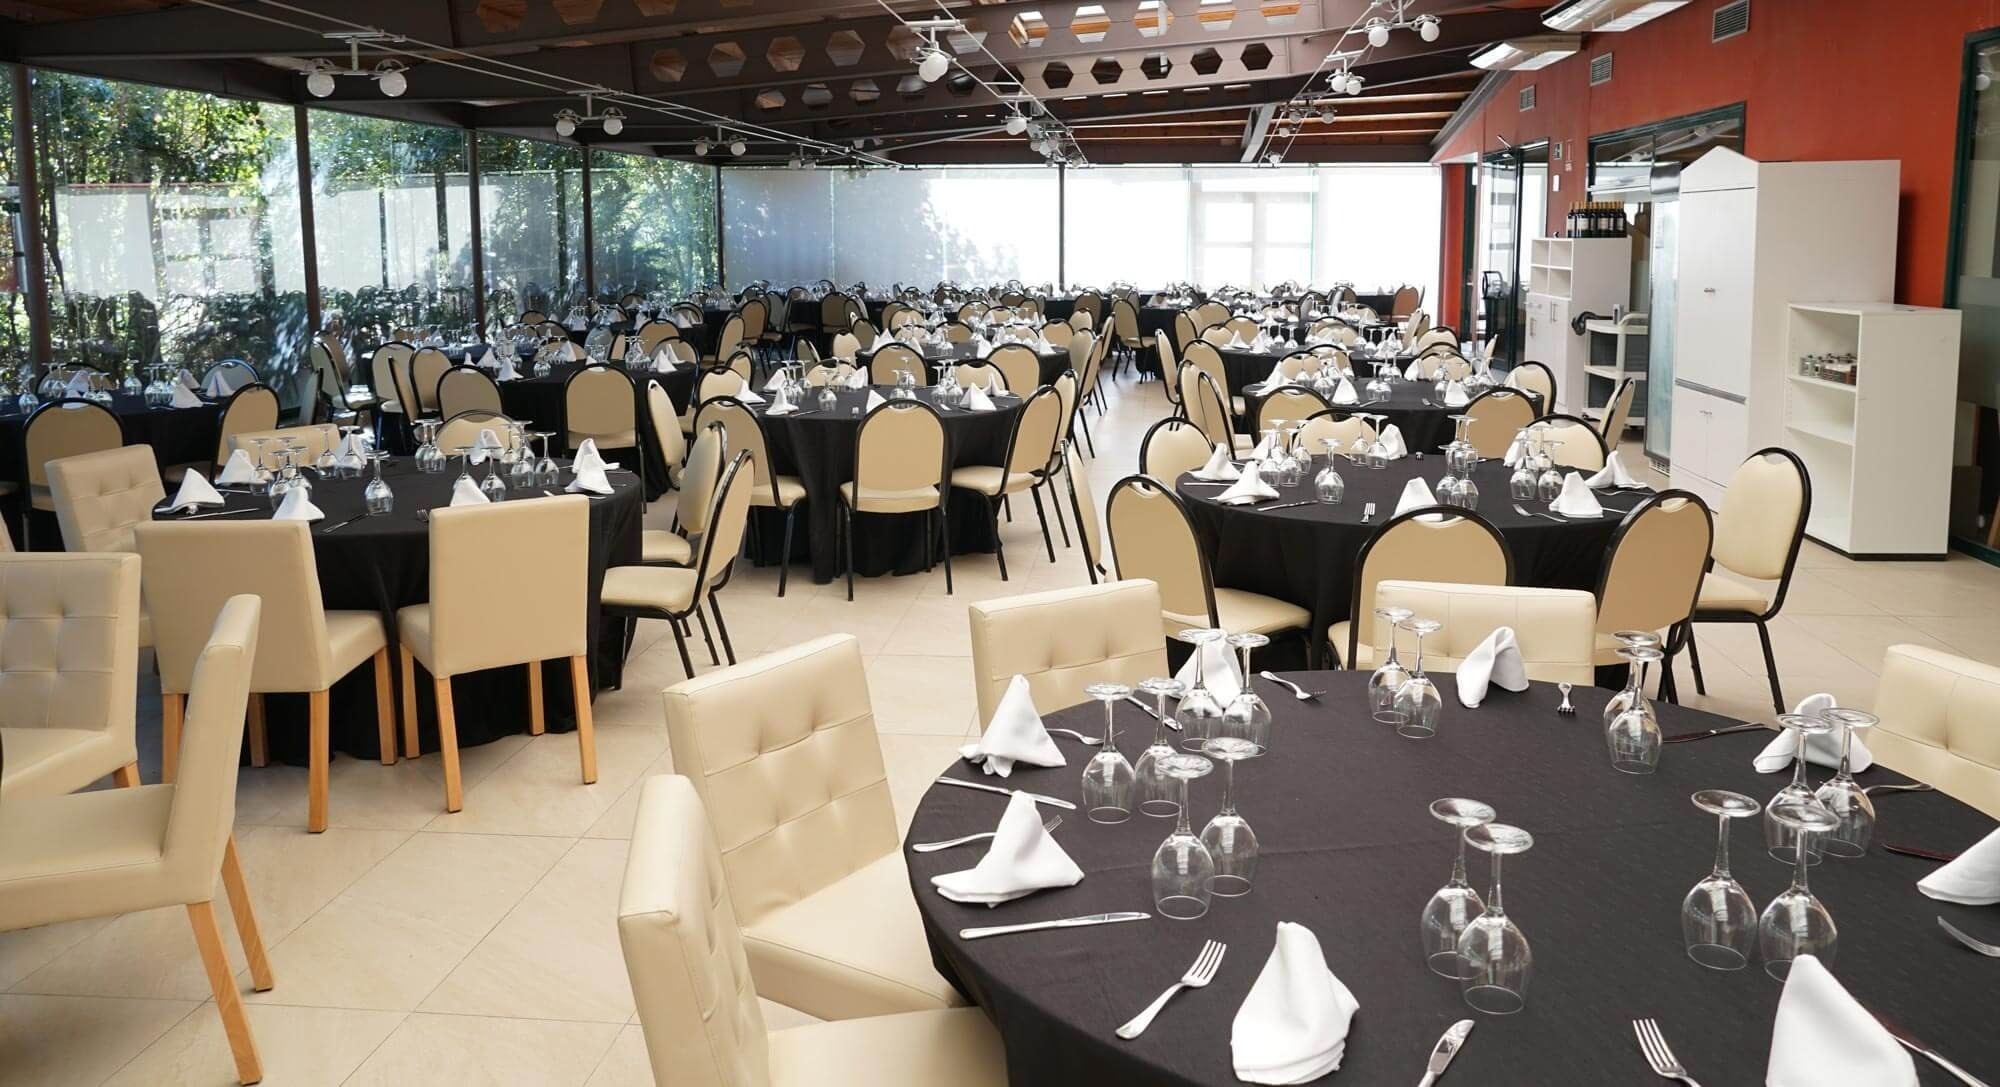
left=1471, top=35, right=1583, bottom=71
left=1543, top=0, right=1688, bottom=33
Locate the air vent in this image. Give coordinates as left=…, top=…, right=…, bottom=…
left=1589, top=52, right=1614, bottom=85
left=1519, top=84, right=1537, bottom=110
left=1712, top=0, right=1749, bottom=42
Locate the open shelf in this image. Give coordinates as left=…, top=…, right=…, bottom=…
left=1786, top=418, right=1855, bottom=446
left=1787, top=372, right=1857, bottom=395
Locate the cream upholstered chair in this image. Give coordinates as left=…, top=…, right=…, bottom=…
left=1593, top=491, right=1713, bottom=701
left=604, top=450, right=752, bottom=677
left=989, top=343, right=1041, bottom=395
left=409, top=348, right=452, bottom=418
left=1462, top=388, right=1537, bottom=458
left=645, top=379, right=687, bottom=491
left=138, top=519, right=395, bottom=830
left=1183, top=339, right=1243, bottom=420
left=1599, top=377, right=1637, bottom=445
left=1869, top=645, right=2000, bottom=819
left=1106, top=475, right=1310, bottom=658
left=657, top=634, right=970, bottom=1020
left=1063, top=455, right=1108, bottom=583
left=1508, top=361, right=1556, bottom=411
left=697, top=398, right=807, bottom=596
left=435, top=410, right=522, bottom=455
left=0, top=595, right=272, bottom=1086
left=649, top=420, right=725, bottom=567
left=1335, top=507, right=1512, bottom=669
left=229, top=423, right=342, bottom=464
left=842, top=400, right=951, bottom=599
left=370, top=341, right=413, bottom=424
left=949, top=386, right=1065, bottom=579
left=564, top=365, right=639, bottom=453
left=868, top=342, right=926, bottom=386
left=1415, top=328, right=1458, bottom=353
left=950, top=361, right=1005, bottom=391
left=619, top=776, right=1004, bottom=1087
left=23, top=400, right=124, bottom=537
left=397, top=495, right=596, bottom=813
left=721, top=350, right=758, bottom=382
left=1373, top=581, right=1594, bottom=686
left=1180, top=368, right=1242, bottom=454
left=1684, top=448, right=1810, bottom=714
left=45, top=446, right=163, bottom=649
left=1296, top=412, right=1377, bottom=453
left=707, top=313, right=746, bottom=365
left=437, top=365, right=504, bottom=419
left=1533, top=414, right=1608, bottom=472
left=830, top=331, right=861, bottom=360
left=1255, top=386, right=1331, bottom=433
left=637, top=320, right=679, bottom=355
left=1139, top=416, right=1213, bottom=484
left=804, top=362, right=857, bottom=387
left=0, top=553, right=142, bottom=797
left=205, top=383, right=282, bottom=472
left=968, top=580, right=1170, bottom=727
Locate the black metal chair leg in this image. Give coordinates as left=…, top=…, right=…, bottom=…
left=1658, top=649, right=1680, bottom=704
left=1002, top=494, right=1012, bottom=522
left=709, top=593, right=737, bottom=665
left=669, top=615, right=695, bottom=678
left=777, top=505, right=796, bottom=597
left=1028, top=485, right=1057, bottom=563
left=1049, top=475, right=1072, bottom=548
left=1686, top=628, right=1707, bottom=696
left=694, top=603, right=720, bottom=666
left=1756, top=619, right=1785, bottom=716
left=843, top=504, right=856, bottom=602
left=940, top=507, right=953, bottom=594
left=1078, top=410, right=1097, bottom=457
left=990, top=497, right=1009, bottom=580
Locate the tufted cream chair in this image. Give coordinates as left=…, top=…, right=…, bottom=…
left=1336, top=509, right=1512, bottom=670
left=1595, top=492, right=1712, bottom=702
left=659, top=634, right=966, bottom=1020
left=1870, top=645, right=2000, bottom=819
left=397, top=495, right=595, bottom=815
left=1373, top=581, right=1595, bottom=686
left=619, top=775, right=1004, bottom=1086
left=0, top=552, right=142, bottom=797
left=1687, top=448, right=1810, bottom=715
left=968, top=580, right=1169, bottom=727
left=0, top=595, right=272, bottom=1086
left=45, top=446, right=163, bottom=650
left=138, top=518, right=395, bottom=830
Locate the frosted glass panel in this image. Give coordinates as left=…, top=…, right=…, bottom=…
left=1314, top=165, right=1441, bottom=310
left=723, top=168, right=832, bottom=287
left=1063, top=167, right=1192, bottom=286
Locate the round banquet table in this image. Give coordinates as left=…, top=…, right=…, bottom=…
left=1215, top=345, right=1409, bottom=397
left=1178, top=458, right=1629, bottom=655
left=1, top=394, right=224, bottom=548
left=859, top=340, right=1071, bottom=388
left=743, top=385, right=1022, bottom=584
left=148, top=459, right=643, bottom=763
left=1236, top=376, right=1532, bottom=460
left=905, top=670, right=1999, bottom=1086
left=496, top=363, right=687, bottom=500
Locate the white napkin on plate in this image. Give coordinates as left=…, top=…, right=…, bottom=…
left=1193, top=445, right=1241, bottom=482
left=567, top=459, right=614, bottom=495
left=930, top=791, right=1084, bottom=906
left=845, top=367, right=869, bottom=389
left=1330, top=377, right=1358, bottom=405
left=1456, top=626, right=1528, bottom=708
left=166, top=470, right=225, bottom=512
left=170, top=384, right=204, bottom=409
left=1549, top=472, right=1604, bottom=518
left=1766, top=954, right=1917, bottom=1087
left=468, top=428, right=504, bottom=465
left=216, top=449, right=258, bottom=485
left=1586, top=451, right=1643, bottom=489
left=1393, top=477, right=1437, bottom=518
left=735, top=386, right=766, bottom=405
left=1754, top=693, right=1872, bottom=773
left=864, top=390, right=887, bottom=412
left=1377, top=425, right=1407, bottom=459
left=1215, top=464, right=1279, bottom=506
left=1231, top=921, right=1360, bottom=1085
left=273, top=485, right=324, bottom=521
left=1173, top=633, right=1243, bottom=703
left=1443, top=380, right=1470, bottom=407
left=573, top=438, right=608, bottom=474
left=449, top=476, right=490, bottom=506
left=959, top=674, right=1064, bottom=777
left=963, top=386, right=997, bottom=412
left=1918, top=826, right=2000, bottom=905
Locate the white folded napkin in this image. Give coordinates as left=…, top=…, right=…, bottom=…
left=1262, top=362, right=1292, bottom=387
left=1215, top=464, right=1279, bottom=506
left=845, top=367, right=869, bottom=389
left=573, top=438, right=608, bottom=474
left=763, top=370, right=788, bottom=392
left=1443, top=380, right=1470, bottom=407
left=1228, top=333, right=1248, bottom=349
left=963, top=385, right=997, bottom=412
left=1247, top=431, right=1276, bottom=461
left=1754, top=693, right=1873, bottom=773
left=1404, top=359, right=1423, bottom=380
left=974, top=339, right=993, bottom=358
left=652, top=346, right=679, bottom=372
left=1503, top=433, right=1529, bottom=467
left=1766, top=955, right=1916, bottom=1087
left=203, top=369, right=238, bottom=397
left=735, top=386, right=766, bottom=405
left=497, top=355, right=522, bottom=381
left=170, top=383, right=204, bottom=409
left=216, top=449, right=258, bottom=485
left=985, top=372, right=1005, bottom=397
left=64, top=372, right=93, bottom=398
left=1330, top=377, right=1358, bottom=405
left=1585, top=451, right=1643, bottom=489
left=449, top=476, right=490, bottom=506
left=959, top=674, right=1064, bottom=777
left=930, top=791, right=1084, bottom=906
left=764, top=398, right=798, bottom=417
left=1549, top=472, right=1604, bottom=518
left=1393, top=477, right=1437, bottom=518
left=333, top=432, right=367, bottom=470
left=1377, top=424, right=1407, bottom=459
left=1193, top=444, right=1241, bottom=482
left=1231, top=922, right=1360, bottom=1085
left=1173, top=632, right=1244, bottom=703
left=1919, top=826, right=2000, bottom=905
left=567, top=459, right=614, bottom=495
left=1456, top=626, right=1528, bottom=708
left=166, top=470, right=225, bottom=512
left=177, top=369, right=200, bottom=392
left=864, top=389, right=887, bottom=412
left=468, top=428, right=504, bottom=465
left=273, top=484, right=324, bottom=521
left=477, top=348, right=496, bottom=369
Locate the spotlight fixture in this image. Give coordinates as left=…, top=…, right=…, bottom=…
left=1319, top=107, right=1338, bottom=123
left=554, top=110, right=580, bottom=138
left=600, top=107, right=624, bottom=136
left=302, top=29, right=409, bottom=99
left=1415, top=14, right=1442, bottom=41
left=304, top=60, right=337, bottom=99
left=374, top=60, right=408, bottom=98
left=917, top=45, right=951, bottom=83
left=694, top=138, right=711, bottom=156
left=1347, top=2, right=1443, bottom=51
left=1005, top=111, right=1029, bottom=136
left=553, top=93, right=629, bottom=139
left=1344, top=73, right=1364, bottom=95
left=729, top=139, right=748, bottom=156
left=906, top=17, right=964, bottom=84
left=1365, top=18, right=1390, bottom=47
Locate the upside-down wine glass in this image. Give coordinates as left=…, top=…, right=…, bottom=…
left=1135, top=677, right=1186, bottom=818
left=533, top=431, right=561, bottom=487
left=1314, top=438, right=1345, bottom=504
left=1603, top=630, right=1663, bottom=728
left=1395, top=617, right=1444, bottom=739
left=1683, top=789, right=1762, bottom=971
left=1081, top=682, right=1136, bottom=824
left=1421, top=798, right=1496, bottom=978
left=362, top=451, right=395, bottom=515
left=1176, top=628, right=1229, bottom=753
left=478, top=430, right=509, bottom=501
left=1758, top=800, right=1842, bottom=980
left=1151, top=753, right=1216, bottom=920
left=1368, top=606, right=1414, bottom=726
left=1458, top=823, right=1535, bottom=1015
left=1535, top=439, right=1565, bottom=504
left=1766, top=713, right=1834, bottom=866
left=1812, top=708, right=1878, bottom=858
left=1201, top=633, right=1271, bottom=896
left=1605, top=645, right=1664, bottom=774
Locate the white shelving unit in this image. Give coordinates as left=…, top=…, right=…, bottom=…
left=1523, top=235, right=1631, bottom=415
left=1783, top=302, right=1960, bottom=557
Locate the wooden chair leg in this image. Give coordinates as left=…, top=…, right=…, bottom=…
left=399, top=647, right=420, bottom=759
left=112, top=763, right=141, bottom=788
left=186, top=900, right=263, bottom=1085
left=434, top=675, right=464, bottom=813
left=307, top=690, right=330, bottom=834
left=372, top=648, right=396, bottom=765
left=220, top=836, right=274, bottom=993
left=570, top=655, right=598, bottom=785
left=245, top=694, right=268, bottom=768
left=526, top=660, right=546, bottom=736
left=161, top=692, right=186, bottom=783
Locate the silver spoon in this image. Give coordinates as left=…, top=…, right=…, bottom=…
left=1257, top=670, right=1321, bottom=701
left=1938, top=916, right=2000, bottom=958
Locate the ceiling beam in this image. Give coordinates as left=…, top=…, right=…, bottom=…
left=1239, top=101, right=1277, bottom=163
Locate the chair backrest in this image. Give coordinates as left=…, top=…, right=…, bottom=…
left=1183, top=338, right=1228, bottom=395
left=715, top=314, right=745, bottom=358
left=1373, top=580, right=1595, bottom=685
left=429, top=496, right=589, bottom=677
left=849, top=319, right=877, bottom=351
left=1255, top=387, right=1331, bottom=432
left=1106, top=475, right=1215, bottom=634
left=637, top=321, right=679, bottom=354
left=646, top=380, right=686, bottom=476
left=990, top=343, right=1041, bottom=395
left=696, top=367, right=748, bottom=405
left=1225, top=316, right=1261, bottom=341
left=564, top=366, right=638, bottom=449
left=1112, top=297, right=1140, bottom=342
left=1508, top=360, right=1556, bottom=409
left=1391, top=285, right=1420, bottom=318
left=1066, top=455, right=1105, bottom=580
left=409, top=348, right=452, bottom=415
left=1296, top=411, right=1376, bottom=453
left=941, top=321, right=974, bottom=344
left=24, top=400, right=124, bottom=493
left=689, top=450, right=754, bottom=594
left=854, top=399, right=947, bottom=500
left=1182, top=369, right=1235, bottom=450
left=1600, top=377, right=1637, bottom=444
left=665, top=339, right=699, bottom=367
left=660, top=633, right=897, bottom=925
left=229, top=422, right=343, bottom=464
left=1003, top=386, right=1064, bottom=477
left=1416, top=328, right=1458, bottom=352
left=372, top=342, right=415, bottom=410
left=1535, top=413, right=1608, bottom=471
left=47, top=445, right=164, bottom=554
left=740, top=298, right=767, bottom=341
left=1594, top=491, right=1713, bottom=641
left=0, top=552, right=140, bottom=795
left=830, top=331, right=860, bottom=359
left=1347, top=508, right=1512, bottom=666
left=1462, top=388, right=1537, bottom=458
left=1712, top=447, right=1810, bottom=588
left=1195, top=300, right=1230, bottom=328
left=213, top=382, right=281, bottom=466
left=1870, top=644, right=2000, bottom=819
left=436, top=411, right=521, bottom=454
left=620, top=774, right=773, bottom=1087
left=159, top=594, right=260, bottom=907
left=967, top=580, right=1170, bottom=727
left=1199, top=326, right=1233, bottom=346
left=1140, top=417, right=1216, bottom=484
left=135, top=519, right=336, bottom=695
left=696, top=398, right=782, bottom=502
left=438, top=365, right=503, bottom=419
left=1172, top=311, right=1199, bottom=354
left=949, top=362, right=1003, bottom=391
left=679, top=422, right=728, bottom=537
left=868, top=343, right=925, bottom=385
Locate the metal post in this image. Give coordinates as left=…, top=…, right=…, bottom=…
left=294, top=104, right=321, bottom=336
left=12, top=65, right=51, bottom=370
left=580, top=146, right=595, bottom=299
left=712, top=163, right=725, bottom=291
left=1056, top=162, right=1066, bottom=291
left=467, top=131, right=486, bottom=331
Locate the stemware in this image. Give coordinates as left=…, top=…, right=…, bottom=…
left=414, top=419, right=447, bottom=474
left=1367, top=606, right=1414, bottom=725
left=1314, top=438, right=1345, bottom=504
left=1134, top=677, right=1186, bottom=818
left=1201, top=633, right=1271, bottom=896
left=1364, top=413, right=1392, bottom=469
left=1758, top=800, right=1842, bottom=979
left=478, top=432, right=509, bottom=502
left=532, top=431, right=561, bottom=487
left=1175, top=628, right=1229, bottom=753
left=1080, top=683, right=1137, bottom=824
left=1765, top=713, right=1835, bottom=865
left=1458, top=823, right=1535, bottom=1014
left=1150, top=753, right=1216, bottom=920
left=1535, top=439, right=1565, bottom=504
left=1393, top=617, right=1444, bottom=738
left=362, top=451, right=395, bottom=514
left=247, top=437, right=274, bottom=495
left=1602, top=630, right=1663, bottom=727
left=508, top=423, right=538, bottom=489
left=1812, top=708, right=1878, bottom=858
left=1605, top=645, right=1664, bottom=773
left=1508, top=430, right=1538, bottom=501
left=1421, top=798, right=1496, bottom=978
left=1683, top=789, right=1762, bottom=971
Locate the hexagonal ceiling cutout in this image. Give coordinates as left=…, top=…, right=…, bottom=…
left=551, top=0, right=602, bottom=26
left=1189, top=47, right=1223, bottom=76
left=801, top=83, right=833, bottom=109
left=753, top=89, right=786, bottom=111
left=649, top=47, right=687, bottom=84
left=707, top=42, right=746, bottom=78
left=826, top=29, right=865, bottom=67
left=946, top=24, right=988, bottom=54
left=1009, top=10, right=1049, bottom=48
left=945, top=71, right=978, bottom=97
left=1090, top=56, right=1124, bottom=86
left=474, top=0, right=524, bottom=33
left=849, top=78, right=881, bottom=104
left=1139, top=53, right=1173, bottom=80
left=1260, top=1, right=1303, bottom=28
left=1070, top=4, right=1109, bottom=44
left=633, top=0, right=677, bottom=14
left=1041, top=60, right=1074, bottom=90
left=1136, top=0, right=1172, bottom=38
left=1197, top=0, right=1235, bottom=32
left=896, top=73, right=929, bottom=97
left=886, top=25, right=923, bottom=61
left=1240, top=43, right=1274, bottom=71
left=767, top=36, right=805, bottom=74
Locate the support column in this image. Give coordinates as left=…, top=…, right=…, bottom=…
left=12, top=65, right=51, bottom=370
left=293, top=104, right=321, bottom=336
left=467, top=131, right=486, bottom=331
left=580, top=147, right=595, bottom=299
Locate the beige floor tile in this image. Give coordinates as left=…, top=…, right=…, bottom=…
left=0, top=917, right=110, bottom=992
left=865, top=653, right=981, bottom=736
left=344, top=1012, right=619, bottom=1087
left=582, top=1023, right=652, bottom=1087
left=232, top=734, right=532, bottom=831
left=582, top=752, right=674, bottom=841
left=423, top=721, right=665, bottom=837
left=103, top=1002, right=404, bottom=1087
left=0, top=994, right=197, bottom=1087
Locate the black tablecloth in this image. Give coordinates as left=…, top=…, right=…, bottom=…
left=1237, top=376, right=1522, bottom=459
left=907, top=670, right=1999, bottom=1086
left=150, top=460, right=643, bottom=763
left=860, top=341, right=1070, bottom=388
left=496, top=365, right=683, bottom=501
left=745, top=386, right=1020, bottom=583
left=1179, top=459, right=1627, bottom=650
left=0, top=395, right=225, bottom=548
left=1041, top=297, right=1078, bottom=321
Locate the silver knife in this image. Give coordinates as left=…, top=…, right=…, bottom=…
left=1417, top=1019, right=1474, bottom=1087
left=1124, top=694, right=1183, bottom=730
left=934, top=776, right=1077, bottom=810
left=960, top=911, right=1150, bottom=940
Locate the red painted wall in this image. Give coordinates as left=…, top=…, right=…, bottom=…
left=1433, top=0, right=2000, bottom=307
left=1437, top=162, right=1468, bottom=329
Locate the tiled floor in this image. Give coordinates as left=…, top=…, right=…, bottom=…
left=9, top=371, right=2000, bottom=1086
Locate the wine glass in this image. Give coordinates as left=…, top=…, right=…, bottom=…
left=1150, top=753, right=1216, bottom=920
left=479, top=435, right=509, bottom=502
left=1758, top=800, right=1842, bottom=980
left=1081, top=683, right=1136, bottom=824
left=532, top=431, right=561, bottom=487
left=1605, top=645, right=1664, bottom=774
left=1201, top=633, right=1271, bottom=897
left=1368, top=606, right=1414, bottom=725
left=1314, top=438, right=1345, bottom=503
left=1176, top=628, right=1229, bottom=753
left=1134, top=677, right=1186, bottom=818
left=1812, top=708, right=1878, bottom=858
left=1765, top=713, right=1834, bottom=865
left=1535, top=439, right=1565, bottom=504
left=1364, top=414, right=1392, bottom=469
left=1458, top=822, right=1534, bottom=1015
left=1683, top=789, right=1762, bottom=971
left=247, top=437, right=274, bottom=495
left=1394, top=617, right=1443, bottom=739
left=1508, top=430, right=1538, bottom=501
left=363, top=451, right=395, bottom=514
left=1421, top=798, right=1496, bottom=978
left=1603, top=630, right=1663, bottom=727
left=509, top=424, right=538, bottom=490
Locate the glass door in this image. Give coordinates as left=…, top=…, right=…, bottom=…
left=1947, top=29, right=2000, bottom=554
left=1476, top=154, right=1520, bottom=363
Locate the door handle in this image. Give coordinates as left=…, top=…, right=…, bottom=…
left=1701, top=287, right=1717, bottom=294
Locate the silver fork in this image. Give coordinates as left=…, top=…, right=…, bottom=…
left=1556, top=683, right=1575, bottom=715
left=1866, top=781, right=1935, bottom=796
left=1116, top=940, right=1225, bottom=1039
left=1633, top=1018, right=1703, bottom=1087
left=1258, top=670, right=1321, bottom=701
left=1045, top=727, right=1103, bottom=746
left=1938, top=916, right=2000, bottom=958
left=911, top=814, right=1062, bottom=853
left=1512, top=500, right=1566, bottom=524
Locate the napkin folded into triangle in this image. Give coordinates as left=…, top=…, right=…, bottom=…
left=468, top=428, right=504, bottom=465
left=845, top=367, right=869, bottom=389
left=1503, top=433, right=1530, bottom=467
left=1550, top=472, right=1604, bottom=518
left=1193, top=445, right=1241, bottom=482
left=1247, top=431, right=1276, bottom=461
left=573, top=439, right=608, bottom=474
left=735, top=386, right=766, bottom=405
left=1443, top=380, right=1470, bottom=407
left=177, top=369, right=200, bottom=392
left=170, top=384, right=204, bottom=409
left=333, top=432, right=368, bottom=470
left=1393, top=477, right=1437, bottom=518
left=1231, top=922, right=1361, bottom=1085
left=930, top=791, right=1084, bottom=906
left=273, top=485, right=324, bottom=521
left=652, top=346, right=679, bottom=372
left=1173, top=633, right=1243, bottom=703
left=216, top=449, right=259, bottom=485
left=959, top=674, right=1064, bottom=777
left=167, top=470, right=226, bottom=512
left=1330, top=378, right=1359, bottom=405
left=497, top=355, right=523, bottom=381
left=1754, top=693, right=1873, bottom=773
left=763, top=370, right=788, bottom=392
left=1404, top=359, right=1424, bottom=380
left=864, top=389, right=888, bottom=412
left=963, top=386, right=997, bottom=412
left=449, top=476, right=491, bottom=506
left=1216, top=464, right=1279, bottom=506
left=65, top=372, right=94, bottom=398
left=477, top=348, right=496, bottom=370
left=1586, top=451, right=1643, bottom=489
left=203, top=369, right=239, bottom=397
left=1918, top=825, right=2000, bottom=905
left=567, top=460, right=614, bottom=495
left=1456, top=626, right=1528, bottom=708
left=1765, top=955, right=1916, bottom=1087
left=1377, top=425, right=1407, bottom=459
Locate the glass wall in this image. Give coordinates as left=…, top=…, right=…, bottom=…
left=478, top=133, right=584, bottom=326
left=590, top=150, right=718, bottom=301
left=30, top=70, right=307, bottom=383
left=0, top=68, right=26, bottom=361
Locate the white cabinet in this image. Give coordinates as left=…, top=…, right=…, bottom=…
left=1675, top=185, right=1755, bottom=397
left=1670, top=386, right=1748, bottom=506
left=1522, top=236, right=1629, bottom=415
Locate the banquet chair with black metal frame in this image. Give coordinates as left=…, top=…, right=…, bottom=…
left=1077, top=331, right=1110, bottom=433
left=435, top=411, right=522, bottom=455
left=1182, top=339, right=1242, bottom=420
left=0, top=552, right=142, bottom=797
left=1263, top=351, right=1320, bottom=384
left=662, top=338, right=699, bottom=370
left=1195, top=301, right=1230, bottom=329
left=1373, top=580, right=1595, bottom=686
left=869, top=342, right=927, bottom=387
left=950, top=362, right=1004, bottom=392
left=408, top=347, right=452, bottom=419
left=842, top=399, right=951, bottom=601
left=369, top=341, right=414, bottom=438
left=207, top=382, right=283, bottom=470
left=519, top=309, right=548, bottom=326
left=1139, top=416, right=1214, bottom=485
left=1037, top=369, right=1085, bottom=549
left=651, top=420, right=725, bottom=568
left=1172, top=310, right=1200, bottom=357
left=603, top=451, right=752, bottom=678
left=1867, top=645, right=2000, bottom=819
left=1225, top=315, right=1261, bottom=342
left=968, top=579, right=1169, bottom=726
left=1200, top=326, right=1233, bottom=347
left=307, top=341, right=362, bottom=428
left=1111, top=296, right=1152, bottom=376
left=1185, top=369, right=1247, bottom=455
left=1255, top=386, right=1332, bottom=434
left=1593, top=490, right=1713, bottom=702
left=1508, top=360, right=1556, bottom=411
left=636, top=320, right=679, bottom=356
left=1296, top=411, right=1378, bottom=455
left=1063, top=453, right=1108, bottom=584
left=803, top=361, right=856, bottom=387
left=22, top=399, right=125, bottom=548
left=137, top=518, right=396, bottom=829
left=228, top=423, right=343, bottom=465
left=200, top=358, right=259, bottom=395
left=941, top=321, right=975, bottom=344
left=989, top=343, right=1042, bottom=398
left=1390, top=285, right=1421, bottom=321
left=395, top=495, right=596, bottom=814
left=706, top=313, right=746, bottom=366
left=1335, top=506, right=1512, bottom=670
left=1682, top=448, right=1810, bottom=715
left=1462, top=388, right=1538, bottom=458
left=849, top=318, right=878, bottom=352
left=722, top=349, right=757, bottom=383
left=1415, top=328, right=1458, bottom=353
left=1598, top=377, right=1638, bottom=446
left=957, top=300, right=989, bottom=322
left=739, top=297, right=770, bottom=366
left=690, top=367, right=749, bottom=428
left=563, top=364, right=645, bottom=492
left=644, top=378, right=686, bottom=489
left=1405, top=311, right=1433, bottom=346
left=697, top=397, right=808, bottom=597
left=830, top=331, right=861, bottom=360
left=1534, top=414, right=1609, bottom=472
left=948, top=385, right=1065, bottom=578
left=437, top=365, right=503, bottom=420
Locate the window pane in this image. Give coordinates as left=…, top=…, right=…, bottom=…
left=590, top=150, right=718, bottom=301
left=1062, top=167, right=1191, bottom=286
left=1203, top=200, right=1252, bottom=239
left=478, top=133, right=583, bottom=325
